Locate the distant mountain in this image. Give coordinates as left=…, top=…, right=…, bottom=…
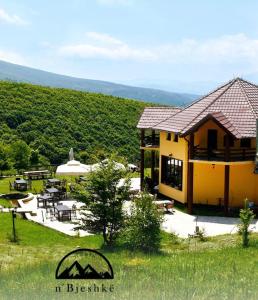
left=0, top=60, right=198, bottom=106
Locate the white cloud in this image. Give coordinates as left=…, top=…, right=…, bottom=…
left=0, top=8, right=28, bottom=26
left=96, top=0, right=132, bottom=6
left=59, top=32, right=157, bottom=61
left=57, top=32, right=258, bottom=72
left=0, top=49, right=25, bottom=64
left=157, top=34, right=258, bottom=65
left=86, top=32, right=123, bottom=45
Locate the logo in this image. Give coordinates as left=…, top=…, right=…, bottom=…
left=55, top=248, right=114, bottom=280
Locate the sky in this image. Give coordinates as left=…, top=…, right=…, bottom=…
left=1, top=0, right=258, bottom=93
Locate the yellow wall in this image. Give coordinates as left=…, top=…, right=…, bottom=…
left=230, top=164, right=258, bottom=206
left=157, top=120, right=258, bottom=207
left=158, top=131, right=188, bottom=203
left=194, top=119, right=256, bottom=149
left=193, top=162, right=258, bottom=206
left=193, top=163, right=224, bottom=205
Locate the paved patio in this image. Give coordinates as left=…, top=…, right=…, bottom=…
left=16, top=195, right=258, bottom=238
left=17, top=194, right=91, bottom=237
left=162, top=209, right=258, bottom=238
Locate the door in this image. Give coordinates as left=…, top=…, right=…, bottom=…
left=208, top=129, right=217, bottom=150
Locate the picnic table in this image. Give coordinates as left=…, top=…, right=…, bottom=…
left=47, top=178, right=61, bottom=187
left=23, top=170, right=52, bottom=180
left=45, top=187, right=59, bottom=194
left=54, top=205, right=72, bottom=221
left=37, top=194, right=54, bottom=208
left=14, top=179, right=28, bottom=191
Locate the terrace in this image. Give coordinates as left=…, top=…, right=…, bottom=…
left=193, top=147, right=256, bottom=162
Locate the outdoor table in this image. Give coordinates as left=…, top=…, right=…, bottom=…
left=45, top=187, right=59, bottom=194
left=37, top=194, right=54, bottom=208
left=47, top=178, right=61, bottom=186
left=14, top=179, right=28, bottom=191
left=54, top=205, right=72, bottom=221
left=23, top=170, right=52, bottom=180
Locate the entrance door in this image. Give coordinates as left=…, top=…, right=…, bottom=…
left=208, top=129, right=217, bottom=149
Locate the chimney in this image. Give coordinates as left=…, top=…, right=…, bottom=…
left=255, top=119, right=258, bottom=174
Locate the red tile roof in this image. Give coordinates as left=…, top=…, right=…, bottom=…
left=137, top=107, right=181, bottom=129
left=138, top=78, right=258, bottom=138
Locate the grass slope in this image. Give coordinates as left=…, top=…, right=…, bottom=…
left=0, top=213, right=257, bottom=300
left=0, top=81, right=150, bottom=164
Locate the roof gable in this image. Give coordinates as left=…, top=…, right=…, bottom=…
left=152, top=78, right=258, bottom=138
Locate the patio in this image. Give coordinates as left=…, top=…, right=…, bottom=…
left=18, top=194, right=90, bottom=237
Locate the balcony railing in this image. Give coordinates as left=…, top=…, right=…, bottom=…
left=192, top=147, right=256, bottom=162
left=141, top=135, right=160, bottom=148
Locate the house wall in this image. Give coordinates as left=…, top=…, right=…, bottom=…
left=230, top=164, right=258, bottom=206
left=158, top=131, right=188, bottom=203
left=157, top=121, right=258, bottom=207
left=194, top=119, right=256, bottom=149
left=193, top=163, right=224, bottom=205
left=193, top=162, right=258, bottom=206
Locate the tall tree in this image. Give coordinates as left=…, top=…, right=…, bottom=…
left=74, top=158, right=130, bottom=245
left=10, top=140, right=30, bottom=170
left=0, top=143, right=10, bottom=171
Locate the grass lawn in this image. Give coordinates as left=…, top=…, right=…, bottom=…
left=0, top=212, right=258, bottom=300
left=0, top=175, right=79, bottom=196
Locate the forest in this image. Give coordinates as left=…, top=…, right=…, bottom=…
left=0, top=81, right=152, bottom=172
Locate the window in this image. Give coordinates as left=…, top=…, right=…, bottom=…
left=166, top=132, right=171, bottom=141
left=161, top=156, right=183, bottom=190
left=174, top=134, right=179, bottom=142
left=240, top=138, right=251, bottom=148
left=223, top=135, right=234, bottom=147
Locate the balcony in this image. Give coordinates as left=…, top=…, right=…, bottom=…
left=141, top=134, right=160, bottom=149
left=192, top=147, right=256, bottom=162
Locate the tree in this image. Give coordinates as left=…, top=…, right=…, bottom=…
left=30, top=149, right=39, bottom=165
left=123, top=192, right=163, bottom=252
left=0, top=143, right=10, bottom=171
left=239, top=198, right=255, bottom=248
left=74, top=158, right=131, bottom=246
left=10, top=140, right=31, bottom=170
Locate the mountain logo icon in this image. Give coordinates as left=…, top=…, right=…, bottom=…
left=56, top=248, right=114, bottom=280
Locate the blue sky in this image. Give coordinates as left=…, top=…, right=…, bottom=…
left=1, top=0, right=258, bottom=93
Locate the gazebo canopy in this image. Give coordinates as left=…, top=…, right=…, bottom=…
left=56, top=159, right=91, bottom=176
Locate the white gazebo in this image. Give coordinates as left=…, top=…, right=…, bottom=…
left=56, top=148, right=91, bottom=176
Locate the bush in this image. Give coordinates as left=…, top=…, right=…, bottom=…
left=170, top=231, right=180, bottom=245
left=122, top=192, right=163, bottom=252
left=239, top=198, right=255, bottom=248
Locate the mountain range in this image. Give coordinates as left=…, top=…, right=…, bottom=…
left=0, top=60, right=198, bottom=106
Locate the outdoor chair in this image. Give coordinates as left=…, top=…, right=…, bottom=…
left=9, top=181, right=14, bottom=191
left=72, top=204, right=77, bottom=218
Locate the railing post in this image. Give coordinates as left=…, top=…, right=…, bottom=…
left=224, top=134, right=230, bottom=162
left=141, top=129, right=145, bottom=147
left=151, top=130, right=155, bottom=146
left=189, top=133, right=194, bottom=159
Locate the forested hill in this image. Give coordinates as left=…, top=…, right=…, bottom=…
left=0, top=60, right=198, bottom=106
left=0, top=81, right=152, bottom=166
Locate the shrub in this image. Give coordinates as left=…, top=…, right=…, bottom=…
left=170, top=231, right=180, bottom=245
left=123, top=192, right=163, bottom=252
left=239, top=198, right=255, bottom=248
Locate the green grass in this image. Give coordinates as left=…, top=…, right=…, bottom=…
left=0, top=212, right=258, bottom=300
left=0, top=176, right=44, bottom=195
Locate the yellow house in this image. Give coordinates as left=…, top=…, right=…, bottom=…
left=137, top=78, right=258, bottom=215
